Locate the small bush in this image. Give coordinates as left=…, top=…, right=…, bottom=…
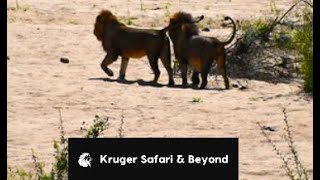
left=163, top=1, right=171, bottom=18
left=7, top=167, right=36, bottom=180
left=289, top=6, right=313, bottom=93
left=139, top=0, right=145, bottom=11
left=228, top=1, right=312, bottom=89
left=240, top=18, right=272, bottom=36
left=82, top=115, right=109, bottom=138
left=191, top=97, right=202, bottom=103
left=258, top=108, right=311, bottom=180
left=7, top=0, right=30, bottom=12
left=251, top=19, right=272, bottom=37
left=232, top=18, right=273, bottom=55
left=118, top=111, right=125, bottom=138
left=8, top=113, right=109, bottom=180
left=121, top=16, right=138, bottom=26
left=198, top=20, right=207, bottom=29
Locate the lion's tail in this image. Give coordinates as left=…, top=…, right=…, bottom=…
left=221, top=16, right=237, bottom=46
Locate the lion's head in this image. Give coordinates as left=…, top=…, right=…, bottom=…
left=93, top=10, right=120, bottom=41
left=168, top=12, right=202, bottom=42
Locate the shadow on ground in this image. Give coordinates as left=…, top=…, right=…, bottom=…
left=88, top=77, right=227, bottom=91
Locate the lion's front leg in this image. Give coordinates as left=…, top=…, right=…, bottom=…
left=101, top=53, right=118, bottom=76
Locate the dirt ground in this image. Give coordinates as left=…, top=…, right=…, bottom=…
left=7, top=0, right=313, bottom=179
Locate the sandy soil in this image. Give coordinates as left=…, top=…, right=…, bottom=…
left=7, top=0, right=313, bottom=179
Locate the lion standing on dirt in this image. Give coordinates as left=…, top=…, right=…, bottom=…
left=93, top=10, right=175, bottom=85
left=168, top=12, right=236, bottom=89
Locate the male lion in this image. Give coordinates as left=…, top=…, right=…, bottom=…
left=168, top=12, right=236, bottom=89
left=93, top=10, right=179, bottom=85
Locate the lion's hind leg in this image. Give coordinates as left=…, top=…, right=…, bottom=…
left=118, top=57, right=129, bottom=81
left=199, top=60, right=211, bottom=89
left=216, top=54, right=230, bottom=89
left=191, top=71, right=200, bottom=87
left=147, top=55, right=161, bottom=83
left=180, top=59, right=189, bottom=87
left=160, top=40, right=175, bottom=86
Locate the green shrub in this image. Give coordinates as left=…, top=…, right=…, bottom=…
left=120, top=16, right=138, bottom=25
left=7, top=167, right=36, bottom=180
left=272, top=27, right=292, bottom=48
left=191, top=97, right=202, bottom=103
left=83, top=115, right=109, bottom=138
left=233, top=18, right=273, bottom=55
left=289, top=6, right=313, bottom=93
left=258, top=108, right=311, bottom=180
left=7, top=114, right=109, bottom=180
left=294, top=29, right=312, bottom=93
left=232, top=2, right=312, bottom=92
left=251, top=19, right=271, bottom=37
left=163, top=1, right=171, bottom=18
left=241, top=18, right=272, bottom=37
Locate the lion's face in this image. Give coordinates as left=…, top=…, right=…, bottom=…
left=168, top=12, right=200, bottom=42
left=93, top=10, right=118, bottom=41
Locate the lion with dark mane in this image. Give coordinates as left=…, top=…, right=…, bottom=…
left=94, top=10, right=176, bottom=85
left=168, top=12, right=237, bottom=89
